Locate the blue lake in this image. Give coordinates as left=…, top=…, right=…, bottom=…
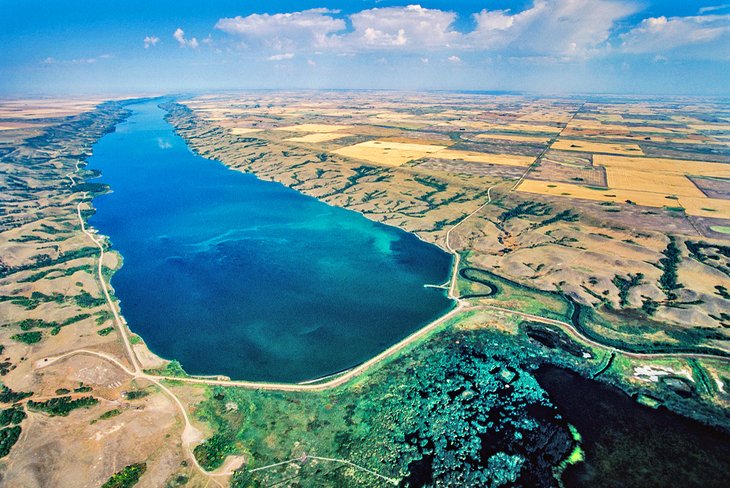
left=87, top=100, right=453, bottom=382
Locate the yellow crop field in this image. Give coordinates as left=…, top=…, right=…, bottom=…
left=516, top=179, right=673, bottom=207
left=228, top=128, right=262, bottom=135
left=678, top=196, right=730, bottom=218
left=286, top=132, right=352, bottom=143
left=332, top=140, right=447, bottom=166
left=518, top=178, right=730, bottom=219
left=605, top=168, right=705, bottom=197
left=434, top=149, right=535, bottom=167
left=594, top=155, right=730, bottom=178
left=274, top=123, right=352, bottom=133
left=552, top=139, right=644, bottom=155
left=475, top=133, right=551, bottom=143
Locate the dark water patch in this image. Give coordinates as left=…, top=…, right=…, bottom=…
left=391, top=336, right=573, bottom=488
left=520, top=321, right=591, bottom=358
left=535, top=365, right=730, bottom=488
left=86, top=99, right=452, bottom=382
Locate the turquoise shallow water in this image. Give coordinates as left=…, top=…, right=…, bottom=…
left=87, top=100, right=453, bottom=382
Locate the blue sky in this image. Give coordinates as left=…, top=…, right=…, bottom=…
left=1, top=1, right=729, bottom=95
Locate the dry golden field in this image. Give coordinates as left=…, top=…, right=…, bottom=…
left=594, top=155, right=730, bottom=177
left=606, top=168, right=706, bottom=197
left=551, top=139, right=645, bottom=155
left=517, top=179, right=680, bottom=207
left=332, top=139, right=448, bottom=166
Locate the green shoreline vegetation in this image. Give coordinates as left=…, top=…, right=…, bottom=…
left=184, top=305, right=729, bottom=486
left=201, top=326, right=577, bottom=487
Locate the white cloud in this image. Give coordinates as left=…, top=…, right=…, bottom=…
left=144, top=36, right=160, bottom=49
left=469, top=0, right=638, bottom=57
left=447, top=55, right=461, bottom=63
left=699, top=4, right=730, bottom=14
left=348, top=5, right=459, bottom=49
left=620, top=14, right=730, bottom=56
left=211, top=1, right=728, bottom=61
left=307, top=59, right=317, bottom=67
left=215, top=5, right=458, bottom=52
left=173, top=28, right=185, bottom=45
left=174, top=28, right=199, bottom=49
left=41, top=54, right=113, bottom=65
left=215, top=9, right=344, bottom=52
left=268, top=52, right=295, bottom=61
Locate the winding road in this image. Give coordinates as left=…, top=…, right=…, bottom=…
left=445, top=186, right=494, bottom=299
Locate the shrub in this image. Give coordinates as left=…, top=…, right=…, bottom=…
left=0, top=425, right=21, bottom=458
left=0, top=406, right=26, bottom=426
left=27, top=395, right=98, bottom=416
left=0, top=385, right=32, bottom=403
left=193, top=433, right=237, bottom=470
left=101, top=463, right=147, bottom=488
left=11, top=332, right=42, bottom=344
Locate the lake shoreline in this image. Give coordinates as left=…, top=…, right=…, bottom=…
left=83, top=98, right=454, bottom=382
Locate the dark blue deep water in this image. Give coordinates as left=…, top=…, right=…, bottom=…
left=87, top=100, right=452, bottom=382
